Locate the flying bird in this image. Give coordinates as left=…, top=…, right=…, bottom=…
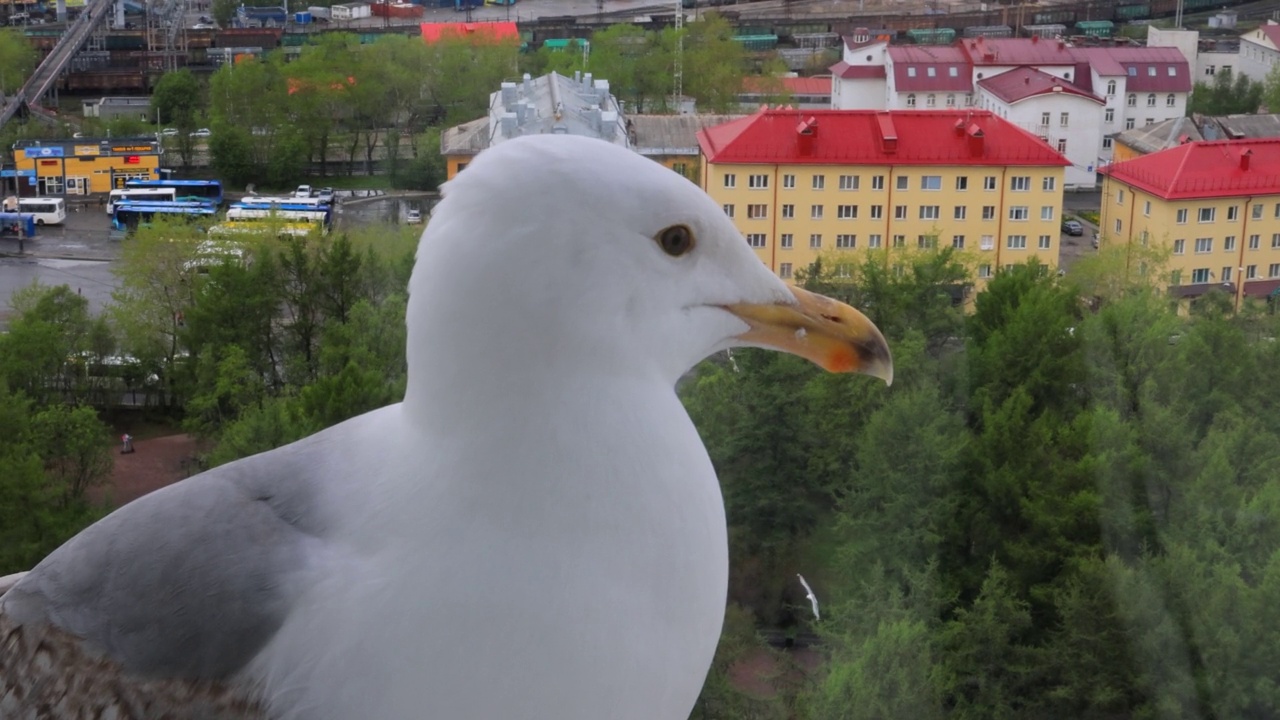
left=798, top=573, right=820, bottom=621
left=0, top=134, right=890, bottom=718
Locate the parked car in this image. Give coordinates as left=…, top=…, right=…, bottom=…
left=405, top=208, right=422, bottom=224
left=316, top=187, right=335, bottom=203
left=1062, top=219, right=1085, bottom=236
left=189, top=128, right=211, bottom=138
left=159, top=128, right=179, bottom=137
left=295, top=185, right=313, bottom=198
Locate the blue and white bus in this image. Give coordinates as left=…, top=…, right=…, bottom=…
left=227, top=201, right=332, bottom=228
left=111, top=201, right=218, bottom=230
left=124, top=179, right=224, bottom=207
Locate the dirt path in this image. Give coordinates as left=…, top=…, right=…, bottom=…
left=92, top=434, right=204, bottom=508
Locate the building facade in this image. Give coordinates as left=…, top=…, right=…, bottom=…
left=1098, top=138, right=1280, bottom=309
left=696, top=109, right=1067, bottom=289
left=1238, top=21, right=1280, bottom=84
left=829, top=36, right=1192, bottom=186
left=8, top=137, right=161, bottom=195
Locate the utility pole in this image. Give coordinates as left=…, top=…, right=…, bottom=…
left=673, top=0, right=683, bottom=108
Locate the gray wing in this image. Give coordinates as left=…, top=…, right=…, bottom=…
left=0, top=440, right=330, bottom=681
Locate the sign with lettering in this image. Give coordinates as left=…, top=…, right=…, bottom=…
left=74, top=145, right=100, bottom=156
left=27, top=146, right=64, bottom=158
left=110, top=145, right=154, bottom=154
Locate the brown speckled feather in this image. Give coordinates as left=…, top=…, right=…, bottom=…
left=1, top=613, right=271, bottom=720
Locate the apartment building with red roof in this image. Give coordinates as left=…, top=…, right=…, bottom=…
left=1099, top=138, right=1280, bottom=309
left=697, top=109, right=1068, bottom=289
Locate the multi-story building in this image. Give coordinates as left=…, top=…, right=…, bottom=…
left=829, top=36, right=1192, bottom=186
left=1098, top=138, right=1280, bottom=309
left=1238, top=21, right=1280, bottom=84
left=696, top=109, right=1068, bottom=288
left=8, top=137, right=161, bottom=195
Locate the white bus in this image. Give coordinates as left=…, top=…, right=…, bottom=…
left=17, top=197, right=67, bottom=226
left=107, top=187, right=177, bottom=214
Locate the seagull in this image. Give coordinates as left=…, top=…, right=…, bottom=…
left=798, top=574, right=820, bottom=621
left=0, top=134, right=890, bottom=719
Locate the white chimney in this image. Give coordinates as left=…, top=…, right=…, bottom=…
left=500, top=82, right=517, bottom=106
left=501, top=112, right=518, bottom=136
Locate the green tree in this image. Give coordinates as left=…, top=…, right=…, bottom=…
left=0, top=27, right=38, bottom=94
left=1189, top=69, right=1264, bottom=116
left=682, top=13, right=748, bottom=112
left=151, top=69, right=205, bottom=167
left=27, top=404, right=114, bottom=507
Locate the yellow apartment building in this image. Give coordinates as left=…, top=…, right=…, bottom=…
left=9, top=137, right=162, bottom=195
left=1099, top=138, right=1280, bottom=310
left=696, top=109, right=1068, bottom=290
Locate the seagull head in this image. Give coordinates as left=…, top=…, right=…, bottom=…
left=406, top=135, right=891, bottom=406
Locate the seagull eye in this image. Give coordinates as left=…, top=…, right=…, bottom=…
left=657, top=225, right=694, bottom=257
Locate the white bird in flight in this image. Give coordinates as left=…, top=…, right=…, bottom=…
left=798, top=574, right=821, bottom=621
left=0, top=134, right=889, bottom=718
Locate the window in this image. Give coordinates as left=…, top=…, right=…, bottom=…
left=810, top=205, right=824, bottom=220
left=1227, top=206, right=1239, bottom=221
left=1041, top=206, right=1054, bottom=221
left=1039, top=235, right=1052, bottom=249
left=837, top=205, right=858, bottom=220
left=1253, top=204, right=1263, bottom=220
left=956, top=177, right=969, bottom=191
left=946, top=94, right=956, bottom=107
left=981, top=235, right=994, bottom=250
left=1166, top=93, right=1176, bottom=107
left=918, top=235, right=936, bottom=249
left=1007, top=235, right=1027, bottom=249
left=1173, top=238, right=1186, bottom=254
left=1105, top=108, right=1115, bottom=123
left=1247, top=264, right=1257, bottom=279
left=984, top=176, right=997, bottom=191
left=835, top=263, right=853, bottom=278
left=1222, top=267, right=1233, bottom=283
left=1191, top=268, right=1210, bottom=284
left=1103, top=137, right=1113, bottom=149
left=907, top=93, right=917, bottom=107
left=982, top=206, right=996, bottom=220
left=952, top=235, right=965, bottom=249
left=810, top=234, right=822, bottom=249
left=920, top=205, right=940, bottom=220
left=1224, top=236, right=1236, bottom=251
left=1176, top=208, right=1188, bottom=224
left=1011, top=176, right=1031, bottom=191
left=926, top=94, right=936, bottom=108
left=1115, top=219, right=1122, bottom=234
left=748, top=174, right=768, bottom=189
left=894, top=205, right=907, bottom=220
left=1249, top=234, right=1260, bottom=250
left=839, top=175, right=859, bottom=191
left=868, top=234, right=882, bottom=248
left=747, top=204, right=768, bottom=219
left=954, top=206, right=967, bottom=220
left=1272, top=263, right=1280, bottom=279
left=893, top=235, right=905, bottom=248
left=926, top=66, right=936, bottom=77
left=1042, top=176, right=1056, bottom=191
left=1056, top=139, right=1067, bottom=154
left=783, top=174, right=795, bottom=189
left=1106, top=80, right=1116, bottom=95
left=1194, top=237, right=1212, bottom=253
left=723, top=204, right=735, bottom=218
left=1009, top=206, right=1029, bottom=221
left=1168, top=66, right=1177, bottom=77
left=896, top=175, right=909, bottom=190
left=979, top=264, right=993, bottom=278
left=1143, top=200, right=1151, bottom=216
left=782, top=204, right=795, bottom=219
left=949, top=67, right=958, bottom=77
left=1125, top=118, right=1136, bottom=130
left=870, top=205, right=883, bottom=219
left=812, top=175, right=825, bottom=190
left=672, top=162, right=688, bottom=177
left=1170, top=270, right=1182, bottom=286
left=1041, top=111, right=1051, bottom=127
left=907, top=66, right=917, bottom=77
left=780, top=233, right=794, bottom=248
left=724, top=174, right=736, bottom=188
left=1127, top=93, right=1137, bottom=107
left=836, top=234, right=856, bottom=248
left=1273, top=233, right=1280, bottom=249
left=872, top=175, right=885, bottom=190
left=1198, top=207, right=1215, bottom=223
left=779, top=263, right=792, bottom=279
left=921, top=176, right=942, bottom=191
left=1146, top=118, right=1154, bottom=127
left=1148, top=66, right=1156, bottom=77
left=745, top=233, right=766, bottom=248
left=1275, top=203, right=1280, bottom=218
left=1117, top=189, right=1126, bottom=205
left=1060, top=112, right=1069, bottom=127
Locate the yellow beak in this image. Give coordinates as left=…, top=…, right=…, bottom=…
left=725, top=286, right=893, bottom=384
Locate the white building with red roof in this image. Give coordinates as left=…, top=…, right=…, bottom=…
left=1238, top=21, right=1280, bottom=84
left=829, top=36, right=1191, bottom=187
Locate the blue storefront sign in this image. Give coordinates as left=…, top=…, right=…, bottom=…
left=28, top=146, right=65, bottom=158
left=0, top=169, right=37, bottom=178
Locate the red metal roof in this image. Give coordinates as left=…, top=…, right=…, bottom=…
left=979, top=66, right=1102, bottom=105
left=419, top=22, right=519, bottom=44
left=1094, top=47, right=1191, bottom=92
left=829, top=61, right=886, bottom=80
left=959, top=36, right=1077, bottom=66
left=888, top=46, right=971, bottom=92
left=1256, top=23, right=1280, bottom=49
left=1100, top=138, right=1280, bottom=200
left=697, top=109, right=1069, bottom=167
